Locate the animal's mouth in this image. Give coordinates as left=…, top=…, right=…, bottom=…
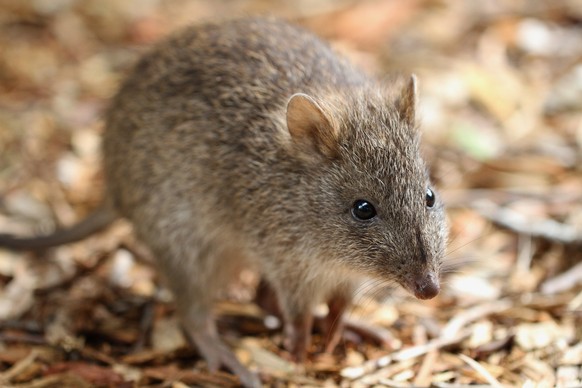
left=402, top=271, right=440, bottom=300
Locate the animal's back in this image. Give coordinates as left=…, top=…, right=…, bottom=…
left=103, top=18, right=365, bottom=224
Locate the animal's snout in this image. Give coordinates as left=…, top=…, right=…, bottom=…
left=412, top=271, right=440, bottom=300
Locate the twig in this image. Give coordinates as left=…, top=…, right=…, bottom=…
left=442, top=188, right=582, bottom=207
left=568, top=290, right=582, bottom=312
left=515, top=234, right=533, bottom=274
left=0, top=349, right=39, bottom=383
left=541, top=261, right=582, bottom=294
left=412, top=349, right=438, bottom=387
left=343, top=315, right=398, bottom=347
left=442, top=299, right=513, bottom=340
left=457, top=353, right=504, bottom=388
left=341, top=300, right=513, bottom=380
left=340, top=328, right=472, bottom=380
left=358, top=358, right=416, bottom=385
left=3, top=374, right=91, bottom=388
left=471, top=199, right=582, bottom=245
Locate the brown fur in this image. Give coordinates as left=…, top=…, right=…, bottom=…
left=0, top=18, right=448, bottom=386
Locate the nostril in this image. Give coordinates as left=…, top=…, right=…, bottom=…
left=414, top=272, right=440, bottom=300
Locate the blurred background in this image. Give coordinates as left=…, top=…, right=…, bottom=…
left=0, top=1, right=581, bottom=387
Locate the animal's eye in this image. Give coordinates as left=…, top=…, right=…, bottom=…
left=352, top=200, right=377, bottom=221
left=426, top=188, right=436, bottom=208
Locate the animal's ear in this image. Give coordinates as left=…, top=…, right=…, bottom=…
left=397, top=74, right=418, bottom=128
left=286, top=93, right=339, bottom=158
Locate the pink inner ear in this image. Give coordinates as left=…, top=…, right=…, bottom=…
left=286, top=93, right=339, bottom=157
left=286, top=93, right=321, bottom=140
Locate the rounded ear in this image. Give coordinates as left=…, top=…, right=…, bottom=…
left=286, top=93, right=339, bottom=158
left=397, top=75, right=418, bottom=127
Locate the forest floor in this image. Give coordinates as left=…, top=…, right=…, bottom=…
left=0, top=1, right=581, bottom=387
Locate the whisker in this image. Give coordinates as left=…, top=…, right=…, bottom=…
left=352, top=278, right=385, bottom=305
left=441, top=256, right=480, bottom=274
left=445, top=234, right=488, bottom=257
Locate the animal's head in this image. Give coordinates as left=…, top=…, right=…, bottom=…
left=285, top=76, right=447, bottom=299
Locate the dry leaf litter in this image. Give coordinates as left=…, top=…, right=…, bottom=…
left=0, top=1, right=581, bottom=387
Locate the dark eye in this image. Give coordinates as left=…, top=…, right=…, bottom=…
left=352, top=200, right=377, bottom=221
left=426, top=188, right=436, bottom=208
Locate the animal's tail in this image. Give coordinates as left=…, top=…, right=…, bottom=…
left=0, top=205, right=117, bottom=250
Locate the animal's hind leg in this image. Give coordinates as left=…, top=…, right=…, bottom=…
left=182, top=313, right=260, bottom=387
left=149, top=241, right=261, bottom=387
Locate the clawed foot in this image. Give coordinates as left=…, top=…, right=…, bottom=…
left=186, top=327, right=262, bottom=388
left=318, top=296, right=395, bottom=352
left=256, top=281, right=392, bottom=359
left=283, top=312, right=313, bottom=362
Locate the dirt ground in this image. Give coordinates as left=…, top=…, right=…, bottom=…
left=0, top=1, right=581, bottom=387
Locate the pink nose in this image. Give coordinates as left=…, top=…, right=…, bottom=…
left=413, top=272, right=440, bottom=300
